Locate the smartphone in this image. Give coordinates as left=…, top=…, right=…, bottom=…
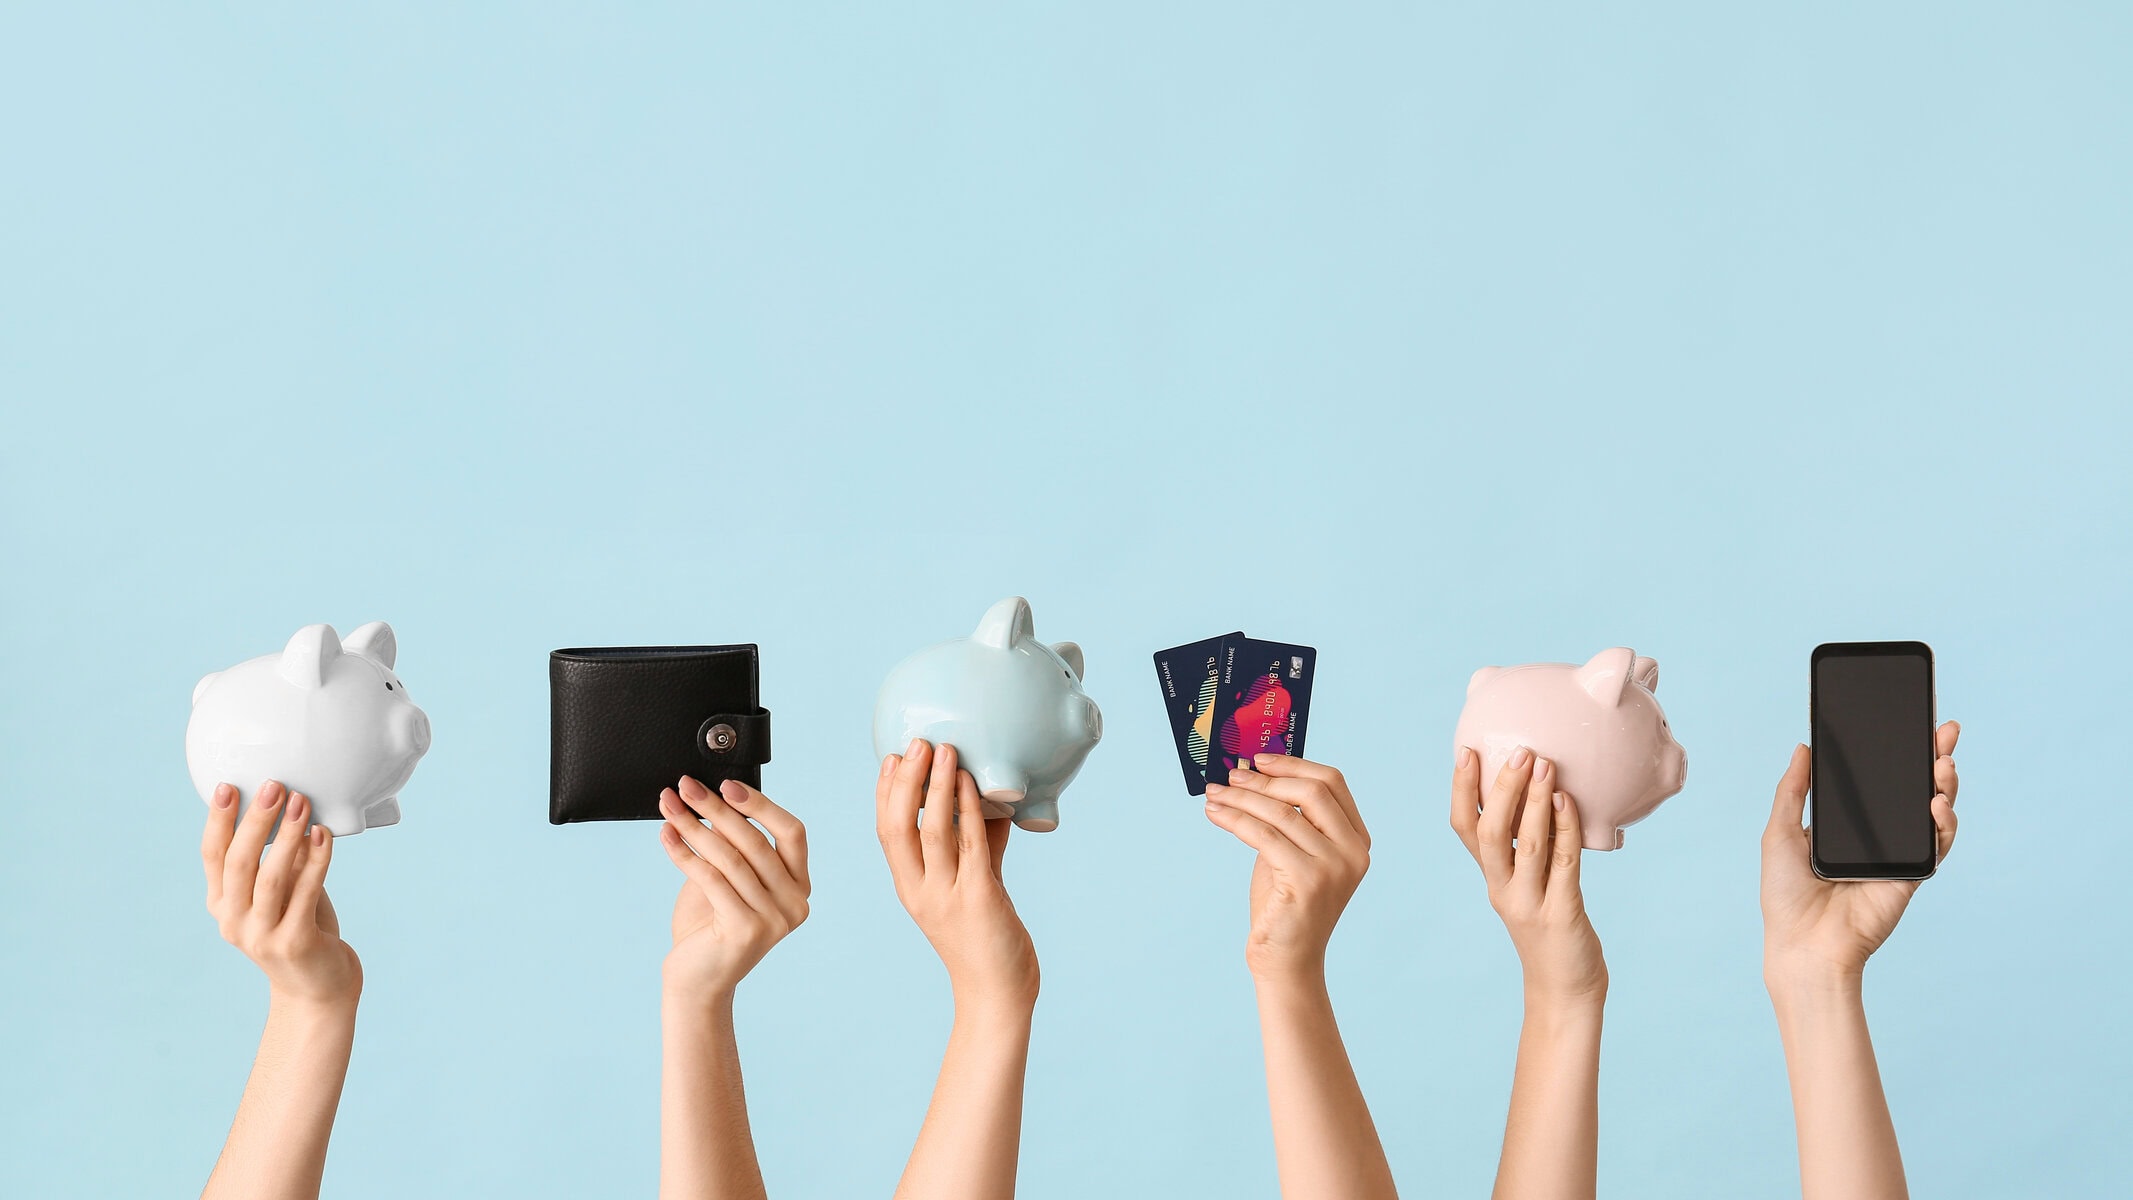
left=1810, top=641, right=1938, bottom=881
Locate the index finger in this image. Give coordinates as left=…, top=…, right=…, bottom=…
left=1475, top=749, right=1534, bottom=889
left=876, top=748, right=923, bottom=887
left=1249, top=756, right=1367, bottom=844
left=1219, top=769, right=1360, bottom=850
left=722, top=781, right=810, bottom=890
left=221, top=781, right=286, bottom=906
left=986, top=816, right=1012, bottom=882
left=200, top=784, right=238, bottom=904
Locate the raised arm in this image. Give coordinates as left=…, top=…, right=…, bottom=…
left=201, top=781, right=363, bottom=1200
left=876, top=741, right=1040, bottom=1200
left=1449, top=748, right=1608, bottom=1200
left=1204, top=756, right=1397, bottom=1200
left=657, top=776, right=812, bottom=1200
left=1760, top=724, right=1960, bottom=1200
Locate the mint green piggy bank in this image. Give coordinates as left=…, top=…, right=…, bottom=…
left=873, top=597, right=1102, bottom=832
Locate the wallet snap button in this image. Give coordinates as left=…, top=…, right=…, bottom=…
left=705, top=723, right=738, bottom=753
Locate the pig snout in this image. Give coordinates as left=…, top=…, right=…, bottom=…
left=398, top=706, right=432, bottom=756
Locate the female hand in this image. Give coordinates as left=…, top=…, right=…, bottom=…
left=1204, top=756, right=1372, bottom=983
left=658, top=776, right=811, bottom=1004
left=1762, top=722, right=1961, bottom=984
left=876, top=740, right=1038, bottom=1011
left=201, top=780, right=361, bottom=1006
left=1450, top=747, right=1607, bottom=1004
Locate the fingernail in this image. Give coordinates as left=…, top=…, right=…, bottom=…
left=1535, top=758, right=1553, bottom=780
left=1206, top=782, right=1226, bottom=794
left=1510, top=746, right=1533, bottom=768
left=213, top=784, right=236, bottom=809
left=1456, top=746, right=1474, bottom=768
left=906, top=737, right=924, bottom=756
left=261, top=782, right=285, bottom=808
left=1553, top=791, right=1566, bottom=812
left=311, top=825, right=328, bottom=846
left=1204, top=798, right=1226, bottom=813
left=718, top=779, right=745, bottom=806
left=880, top=755, right=895, bottom=774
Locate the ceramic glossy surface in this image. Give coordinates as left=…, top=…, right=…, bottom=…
left=185, top=622, right=432, bottom=837
left=873, top=597, right=1101, bottom=832
left=1453, top=648, right=1686, bottom=851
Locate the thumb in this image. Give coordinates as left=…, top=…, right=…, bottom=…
left=1765, top=744, right=1811, bottom=841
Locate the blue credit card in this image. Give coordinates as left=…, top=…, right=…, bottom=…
left=1203, top=635, right=1317, bottom=784
left=1152, top=632, right=1240, bottom=795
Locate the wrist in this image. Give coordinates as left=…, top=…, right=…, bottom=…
left=1764, top=949, right=1866, bottom=1003
left=1522, top=970, right=1609, bottom=1016
left=661, top=964, right=740, bottom=1016
left=1249, top=959, right=1331, bottom=999
left=950, top=979, right=1038, bottom=1021
left=265, top=986, right=360, bottom=1023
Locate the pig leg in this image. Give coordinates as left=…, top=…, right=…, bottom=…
left=974, top=768, right=1028, bottom=821
left=364, top=795, right=402, bottom=830
left=1012, top=796, right=1059, bottom=833
left=1582, top=824, right=1624, bottom=852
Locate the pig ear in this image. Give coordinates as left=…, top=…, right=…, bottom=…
left=278, top=624, right=343, bottom=689
left=1631, top=655, right=1659, bottom=693
left=1574, top=648, right=1637, bottom=707
left=1466, top=666, right=1502, bottom=697
left=192, top=671, right=220, bottom=707
left=973, top=597, right=1035, bottom=650
left=343, top=621, right=397, bottom=668
left=1052, top=641, right=1085, bottom=680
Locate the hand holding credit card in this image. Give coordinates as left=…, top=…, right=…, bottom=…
left=1151, top=633, right=1318, bottom=794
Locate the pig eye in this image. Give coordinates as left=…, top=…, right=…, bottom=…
left=384, top=682, right=396, bottom=691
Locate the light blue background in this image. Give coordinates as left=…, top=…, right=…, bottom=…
left=3, top=4, right=2128, bottom=1197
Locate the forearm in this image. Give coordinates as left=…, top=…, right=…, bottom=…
left=660, top=987, right=767, bottom=1200
left=1767, top=965, right=1906, bottom=1200
left=894, top=996, right=1035, bottom=1200
left=1494, top=986, right=1604, bottom=1200
left=203, top=992, right=358, bottom=1200
left=1253, top=970, right=1398, bottom=1200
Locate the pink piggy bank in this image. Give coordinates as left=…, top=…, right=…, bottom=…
left=1453, top=648, right=1687, bottom=851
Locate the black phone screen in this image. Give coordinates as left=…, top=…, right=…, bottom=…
left=1811, top=643, right=1936, bottom=878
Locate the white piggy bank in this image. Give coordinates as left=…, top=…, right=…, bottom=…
left=186, top=622, right=432, bottom=837
left=873, top=597, right=1102, bottom=833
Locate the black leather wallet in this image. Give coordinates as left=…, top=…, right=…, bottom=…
left=549, top=644, right=772, bottom=824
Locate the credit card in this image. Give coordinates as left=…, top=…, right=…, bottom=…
left=1204, top=635, right=1317, bottom=784
left=1152, top=632, right=1240, bottom=795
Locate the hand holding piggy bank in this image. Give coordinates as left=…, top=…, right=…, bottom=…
left=873, top=597, right=1102, bottom=833
left=186, top=622, right=433, bottom=837
left=1453, top=648, right=1686, bottom=851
